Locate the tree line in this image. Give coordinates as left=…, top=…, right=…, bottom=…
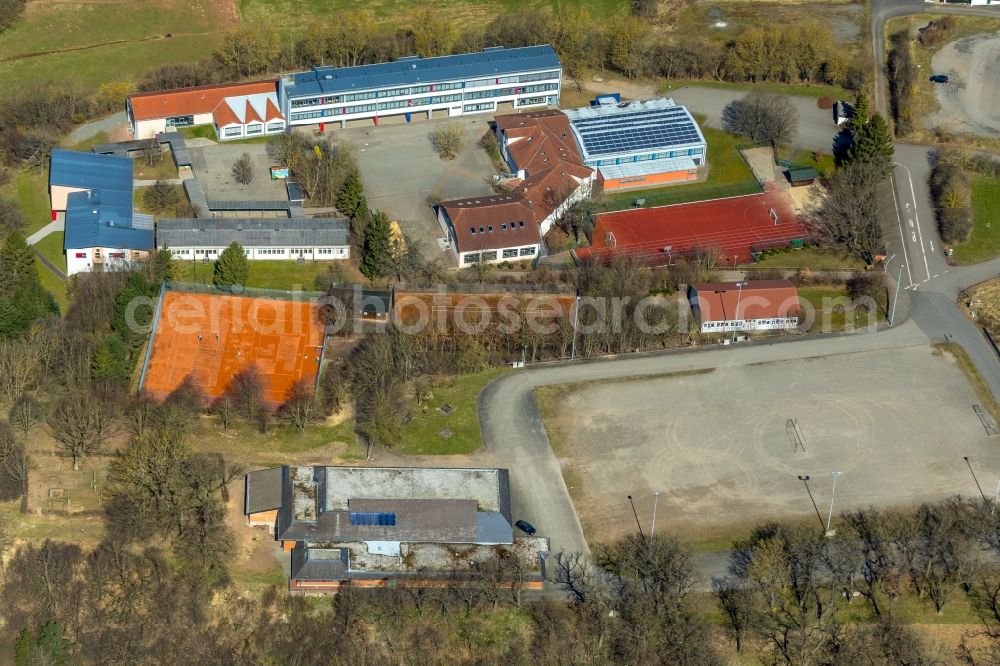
left=7, top=495, right=1000, bottom=663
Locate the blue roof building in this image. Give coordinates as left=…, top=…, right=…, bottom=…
left=50, top=149, right=153, bottom=275
left=279, top=45, right=562, bottom=128
left=564, top=98, right=708, bottom=192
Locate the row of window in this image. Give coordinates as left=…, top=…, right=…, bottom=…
left=463, top=82, right=558, bottom=101
left=170, top=247, right=347, bottom=256
left=288, top=71, right=559, bottom=108
left=462, top=246, right=536, bottom=263
left=464, top=102, right=494, bottom=113
left=166, top=115, right=194, bottom=127
left=469, top=220, right=526, bottom=235
left=702, top=318, right=797, bottom=329
left=220, top=122, right=285, bottom=138
left=593, top=147, right=705, bottom=167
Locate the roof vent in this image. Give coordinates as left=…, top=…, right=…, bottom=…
left=323, top=74, right=333, bottom=80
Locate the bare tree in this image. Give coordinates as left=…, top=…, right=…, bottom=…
left=141, top=138, right=162, bottom=167
left=713, top=577, right=754, bottom=652
left=222, top=366, right=264, bottom=421
left=46, top=391, right=117, bottom=470
left=721, top=89, right=799, bottom=159
left=813, top=160, right=885, bottom=266
left=8, top=392, right=42, bottom=437
left=232, top=152, right=254, bottom=186
left=279, top=379, right=319, bottom=433
left=429, top=124, right=465, bottom=160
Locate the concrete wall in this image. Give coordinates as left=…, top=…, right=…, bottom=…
left=49, top=185, right=87, bottom=213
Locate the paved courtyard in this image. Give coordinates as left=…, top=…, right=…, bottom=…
left=540, top=344, right=999, bottom=545
left=189, top=142, right=289, bottom=201
left=332, top=115, right=497, bottom=260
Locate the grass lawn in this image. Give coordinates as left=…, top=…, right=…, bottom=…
left=134, top=157, right=179, bottom=181
left=173, top=259, right=339, bottom=292
left=397, top=368, right=509, bottom=455
left=33, top=231, right=67, bottom=274
left=198, top=418, right=360, bottom=466
left=599, top=121, right=760, bottom=212
left=950, top=175, right=1000, bottom=265
left=133, top=184, right=187, bottom=215
left=65, top=131, right=110, bottom=152
left=742, top=247, right=864, bottom=270
left=4, top=169, right=52, bottom=236
left=0, top=1, right=234, bottom=93
left=660, top=78, right=849, bottom=100
left=37, top=263, right=69, bottom=312
left=181, top=125, right=219, bottom=141
left=798, top=285, right=884, bottom=332
left=787, top=149, right=837, bottom=178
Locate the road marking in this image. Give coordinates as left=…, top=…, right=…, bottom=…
left=930, top=240, right=935, bottom=252
left=912, top=231, right=917, bottom=242
left=909, top=219, right=914, bottom=228
left=898, top=162, right=931, bottom=281
left=889, top=172, right=914, bottom=286
left=933, top=274, right=940, bottom=278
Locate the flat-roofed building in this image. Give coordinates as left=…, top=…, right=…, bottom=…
left=564, top=98, right=707, bottom=192
left=279, top=45, right=562, bottom=129
left=156, top=217, right=350, bottom=262
left=689, top=280, right=801, bottom=334
left=126, top=80, right=285, bottom=140
left=245, top=465, right=548, bottom=593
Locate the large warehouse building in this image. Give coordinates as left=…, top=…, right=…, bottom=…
left=564, top=98, right=707, bottom=192
left=279, top=45, right=562, bottom=129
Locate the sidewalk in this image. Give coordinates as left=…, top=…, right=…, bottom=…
left=26, top=219, right=63, bottom=245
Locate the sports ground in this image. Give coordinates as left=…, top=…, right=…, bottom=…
left=576, top=189, right=808, bottom=265
left=142, top=291, right=325, bottom=407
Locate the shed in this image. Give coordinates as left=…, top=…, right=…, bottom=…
left=787, top=166, right=818, bottom=187
left=286, top=181, right=305, bottom=204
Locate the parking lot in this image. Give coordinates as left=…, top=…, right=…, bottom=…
left=540, top=344, right=999, bottom=545
left=333, top=116, right=497, bottom=260
left=930, top=32, right=1000, bottom=138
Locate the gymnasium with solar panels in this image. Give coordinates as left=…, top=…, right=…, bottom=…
left=564, top=97, right=707, bottom=192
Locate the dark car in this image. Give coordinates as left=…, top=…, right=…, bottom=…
left=929, top=74, right=950, bottom=84
left=515, top=520, right=537, bottom=535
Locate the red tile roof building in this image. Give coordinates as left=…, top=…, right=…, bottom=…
left=689, top=280, right=800, bottom=333
left=127, top=80, right=285, bottom=141
left=437, top=110, right=594, bottom=265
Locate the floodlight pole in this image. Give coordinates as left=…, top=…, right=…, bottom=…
left=798, top=475, right=825, bottom=532
left=627, top=495, right=645, bottom=540
left=649, top=491, right=661, bottom=548
left=965, top=456, right=989, bottom=504
left=992, top=477, right=1000, bottom=516
left=571, top=291, right=580, bottom=360
left=732, top=281, right=748, bottom=343
left=825, top=471, right=842, bottom=535
left=890, top=263, right=903, bottom=325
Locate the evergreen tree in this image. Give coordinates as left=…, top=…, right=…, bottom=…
left=360, top=210, right=391, bottom=280
left=153, top=247, right=175, bottom=284
left=111, top=272, right=154, bottom=349
left=0, top=232, right=36, bottom=294
left=847, top=112, right=895, bottom=178
left=213, top=242, right=250, bottom=290
left=336, top=170, right=368, bottom=220
left=92, top=333, right=131, bottom=384
left=848, top=91, right=870, bottom=135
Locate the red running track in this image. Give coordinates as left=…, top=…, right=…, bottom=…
left=576, top=189, right=809, bottom=266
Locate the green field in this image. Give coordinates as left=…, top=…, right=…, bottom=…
left=0, top=1, right=233, bottom=92
left=396, top=369, right=508, bottom=455
left=798, top=285, right=884, bottom=331
left=600, top=122, right=760, bottom=212
left=173, top=257, right=338, bottom=291
left=950, top=175, right=1000, bottom=265
left=238, top=0, right=624, bottom=34
left=33, top=231, right=66, bottom=274
left=5, top=170, right=52, bottom=236
left=742, top=247, right=864, bottom=270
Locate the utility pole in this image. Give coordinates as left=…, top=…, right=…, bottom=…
left=964, top=456, right=989, bottom=504
left=797, top=475, right=825, bottom=532
left=890, top=262, right=903, bottom=325
left=825, top=471, right=842, bottom=536
left=570, top=291, right=580, bottom=360
left=627, top=495, right=645, bottom=540
left=649, top=491, right=661, bottom=548
left=732, top=281, right=748, bottom=343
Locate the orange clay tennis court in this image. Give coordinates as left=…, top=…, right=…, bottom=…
left=142, top=291, right=325, bottom=407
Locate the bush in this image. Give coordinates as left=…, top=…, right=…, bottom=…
left=918, top=17, right=957, bottom=48
left=817, top=96, right=836, bottom=110
left=143, top=180, right=180, bottom=214
left=232, top=153, right=254, bottom=186
left=429, top=124, right=465, bottom=160
left=939, top=207, right=973, bottom=244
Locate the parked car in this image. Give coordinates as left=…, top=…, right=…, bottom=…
left=515, top=519, right=537, bottom=535
left=930, top=74, right=950, bottom=84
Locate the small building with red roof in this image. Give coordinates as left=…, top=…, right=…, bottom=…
left=126, top=80, right=285, bottom=141
left=689, top=279, right=800, bottom=334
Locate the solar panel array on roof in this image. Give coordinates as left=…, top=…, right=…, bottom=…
left=571, top=105, right=702, bottom=158
left=349, top=512, right=397, bottom=527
